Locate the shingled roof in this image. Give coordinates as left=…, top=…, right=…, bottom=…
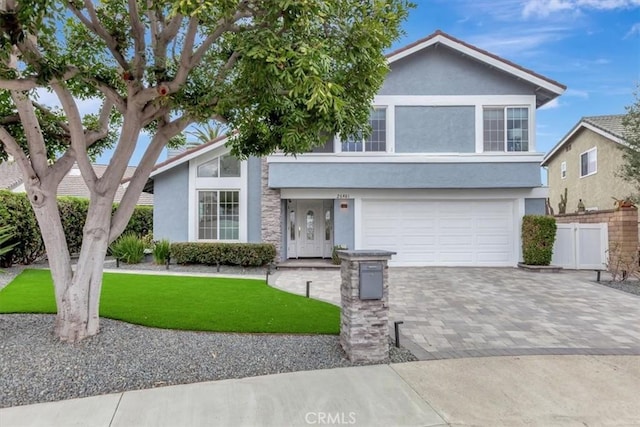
left=582, top=115, right=625, bottom=139
left=0, top=160, right=23, bottom=190
left=0, top=162, right=153, bottom=205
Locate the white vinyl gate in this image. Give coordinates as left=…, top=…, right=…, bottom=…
left=552, top=223, right=608, bottom=270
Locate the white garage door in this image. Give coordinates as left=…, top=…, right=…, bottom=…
left=361, top=199, right=516, bottom=266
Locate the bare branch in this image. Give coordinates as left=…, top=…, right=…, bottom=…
left=49, top=150, right=77, bottom=184
left=0, top=125, right=38, bottom=183
left=0, top=78, right=38, bottom=90
left=85, top=99, right=114, bottom=146
left=50, top=82, right=98, bottom=191
left=11, top=91, right=49, bottom=176
left=110, top=115, right=192, bottom=241
left=128, top=0, right=146, bottom=80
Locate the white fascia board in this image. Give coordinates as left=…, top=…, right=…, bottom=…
left=281, top=187, right=548, bottom=200
left=541, top=122, right=624, bottom=166
left=150, top=136, right=230, bottom=178
left=387, top=35, right=564, bottom=96
left=267, top=153, right=545, bottom=164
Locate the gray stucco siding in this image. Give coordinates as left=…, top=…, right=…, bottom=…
left=395, top=106, right=475, bottom=153
left=524, top=198, right=546, bottom=215
left=246, top=156, right=262, bottom=242
left=269, top=162, right=542, bottom=189
left=334, top=199, right=355, bottom=250
left=380, top=45, right=535, bottom=96
left=153, top=163, right=189, bottom=242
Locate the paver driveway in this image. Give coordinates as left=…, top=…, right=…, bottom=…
left=273, top=268, right=640, bottom=360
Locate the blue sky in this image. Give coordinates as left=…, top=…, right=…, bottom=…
left=97, top=0, right=640, bottom=166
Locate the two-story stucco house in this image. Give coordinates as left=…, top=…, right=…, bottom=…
left=146, top=30, right=565, bottom=267
left=542, top=115, right=632, bottom=213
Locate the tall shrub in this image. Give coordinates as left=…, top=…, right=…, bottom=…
left=521, top=215, right=557, bottom=266
left=0, top=191, right=44, bottom=267
left=59, top=197, right=90, bottom=255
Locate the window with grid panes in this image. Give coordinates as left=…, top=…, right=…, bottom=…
left=341, top=107, right=387, bottom=152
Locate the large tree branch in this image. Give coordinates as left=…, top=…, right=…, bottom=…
left=0, top=77, right=38, bottom=90
left=85, top=99, right=114, bottom=146
left=10, top=91, right=49, bottom=177
left=128, top=0, right=146, bottom=80
left=50, top=83, right=98, bottom=191
left=0, top=125, right=38, bottom=185
left=110, top=115, right=192, bottom=241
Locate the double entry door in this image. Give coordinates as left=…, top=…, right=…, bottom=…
left=287, top=200, right=332, bottom=258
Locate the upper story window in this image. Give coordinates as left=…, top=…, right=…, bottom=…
left=197, top=154, right=240, bottom=177
left=560, top=161, right=567, bottom=179
left=580, top=147, right=597, bottom=177
left=341, top=107, right=387, bottom=152
left=483, top=107, right=529, bottom=152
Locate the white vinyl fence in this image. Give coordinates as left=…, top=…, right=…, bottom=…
left=552, top=223, right=608, bottom=270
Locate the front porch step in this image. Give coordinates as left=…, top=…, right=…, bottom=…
left=276, top=259, right=340, bottom=270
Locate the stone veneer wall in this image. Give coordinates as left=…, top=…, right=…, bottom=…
left=260, top=158, right=282, bottom=261
left=340, top=258, right=390, bottom=362
left=554, top=207, right=638, bottom=264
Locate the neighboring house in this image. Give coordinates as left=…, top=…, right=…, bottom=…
left=1, top=161, right=153, bottom=206
left=542, top=115, right=632, bottom=213
left=148, top=30, right=565, bottom=267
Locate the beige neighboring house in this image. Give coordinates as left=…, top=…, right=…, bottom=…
left=0, top=160, right=153, bottom=205
left=542, top=115, right=633, bottom=213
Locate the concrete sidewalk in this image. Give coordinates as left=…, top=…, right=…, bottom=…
left=2, top=355, right=639, bottom=427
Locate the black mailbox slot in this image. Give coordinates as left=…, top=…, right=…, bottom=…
left=359, top=261, right=384, bottom=300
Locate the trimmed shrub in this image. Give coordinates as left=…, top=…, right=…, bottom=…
left=0, top=225, right=18, bottom=257
left=521, top=215, right=557, bottom=266
left=122, top=205, right=153, bottom=237
left=0, top=191, right=153, bottom=266
left=171, top=242, right=276, bottom=267
left=0, top=191, right=44, bottom=267
left=153, top=239, right=171, bottom=264
left=110, top=233, right=145, bottom=264
left=58, top=197, right=90, bottom=254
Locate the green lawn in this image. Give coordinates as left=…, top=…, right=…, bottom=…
left=0, top=269, right=339, bottom=334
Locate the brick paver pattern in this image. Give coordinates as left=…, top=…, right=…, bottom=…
left=272, top=268, right=640, bottom=360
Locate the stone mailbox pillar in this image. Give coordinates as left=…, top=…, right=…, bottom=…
left=337, top=250, right=396, bottom=362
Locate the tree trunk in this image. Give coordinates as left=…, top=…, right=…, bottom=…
left=29, top=181, right=113, bottom=343
left=54, top=198, right=112, bottom=342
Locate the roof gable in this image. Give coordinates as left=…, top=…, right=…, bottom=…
left=386, top=30, right=565, bottom=107
left=542, top=115, right=626, bottom=166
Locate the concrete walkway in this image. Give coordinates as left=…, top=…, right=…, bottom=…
left=273, top=267, right=640, bottom=359
left=2, top=356, right=639, bottom=427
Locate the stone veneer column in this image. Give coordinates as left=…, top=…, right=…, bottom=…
left=337, top=250, right=396, bottom=362
left=260, top=157, right=282, bottom=261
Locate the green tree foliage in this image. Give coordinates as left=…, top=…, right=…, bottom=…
left=621, top=86, right=640, bottom=198
left=0, top=0, right=411, bottom=341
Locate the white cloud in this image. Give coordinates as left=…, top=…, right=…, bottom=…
left=565, top=88, right=590, bottom=98
left=34, top=88, right=103, bottom=117
left=625, top=22, right=640, bottom=38
left=539, top=98, right=562, bottom=110
left=523, top=0, right=640, bottom=17
left=468, top=26, right=569, bottom=57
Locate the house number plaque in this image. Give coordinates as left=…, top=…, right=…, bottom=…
left=337, top=194, right=350, bottom=199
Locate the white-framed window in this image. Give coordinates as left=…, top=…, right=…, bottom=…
left=483, top=107, right=529, bottom=152
left=341, top=107, right=387, bottom=152
left=560, top=161, right=567, bottom=179
left=197, top=154, right=240, bottom=177
left=198, top=190, right=240, bottom=240
left=580, top=148, right=597, bottom=177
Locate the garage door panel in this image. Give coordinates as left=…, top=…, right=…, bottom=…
left=361, top=199, right=515, bottom=267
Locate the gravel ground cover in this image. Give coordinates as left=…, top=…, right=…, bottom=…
left=597, top=279, right=640, bottom=296
left=0, top=264, right=415, bottom=408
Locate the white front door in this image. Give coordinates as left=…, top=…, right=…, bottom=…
left=296, top=200, right=324, bottom=258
